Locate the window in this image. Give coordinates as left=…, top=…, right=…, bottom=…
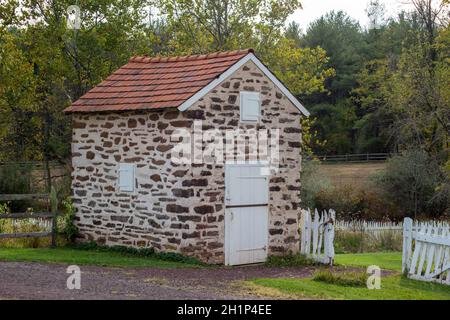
left=118, top=163, right=135, bottom=192
left=240, top=91, right=260, bottom=122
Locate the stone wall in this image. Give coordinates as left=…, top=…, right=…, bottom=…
left=71, top=60, right=303, bottom=264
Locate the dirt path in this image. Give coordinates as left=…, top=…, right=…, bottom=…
left=0, top=261, right=318, bottom=300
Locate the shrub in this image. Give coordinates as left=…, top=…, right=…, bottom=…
left=375, top=230, right=403, bottom=252
left=314, top=185, right=403, bottom=220
left=70, top=242, right=204, bottom=265
left=59, top=197, right=79, bottom=243
left=0, top=216, right=52, bottom=248
left=313, top=269, right=368, bottom=287
left=0, top=163, right=33, bottom=212
left=301, top=160, right=331, bottom=209
left=0, top=198, right=50, bottom=248
left=265, top=254, right=316, bottom=267
left=0, top=203, right=10, bottom=214
left=334, top=231, right=364, bottom=253
left=374, top=150, right=449, bottom=218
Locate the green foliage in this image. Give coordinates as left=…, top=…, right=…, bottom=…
left=302, top=11, right=365, bottom=99
left=0, top=202, right=9, bottom=214
left=374, top=150, right=449, bottom=217
left=0, top=163, right=33, bottom=212
left=313, top=270, right=368, bottom=287
left=263, top=38, right=335, bottom=95
left=159, top=0, right=302, bottom=52
left=0, top=163, right=32, bottom=194
left=70, top=241, right=204, bottom=265
left=0, top=32, right=40, bottom=160
left=0, top=0, right=333, bottom=163
left=334, top=232, right=364, bottom=254
left=60, top=197, right=79, bottom=243
left=0, top=0, right=154, bottom=162
left=308, top=100, right=356, bottom=154
left=300, top=160, right=331, bottom=209
left=301, top=2, right=449, bottom=159
left=265, top=254, right=316, bottom=267
left=313, top=185, right=403, bottom=220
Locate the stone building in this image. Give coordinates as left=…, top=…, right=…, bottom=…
left=64, top=49, right=310, bottom=265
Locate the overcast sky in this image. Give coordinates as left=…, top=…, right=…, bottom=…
left=288, top=0, right=415, bottom=31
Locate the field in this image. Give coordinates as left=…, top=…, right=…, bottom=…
left=318, top=162, right=386, bottom=190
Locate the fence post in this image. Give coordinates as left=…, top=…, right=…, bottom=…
left=300, top=210, right=305, bottom=254
left=402, top=217, right=413, bottom=273
left=305, top=209, right=311, bottom=255
left=50, top=186, right=57, bottom=248
left=328, top=209, right=335, bottom=265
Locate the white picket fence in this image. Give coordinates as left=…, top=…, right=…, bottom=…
left=335, top=220, right=403, bottom=232
left=402, top=218, right=450, bottom=285
left=300, top=209, right=335, bottom=265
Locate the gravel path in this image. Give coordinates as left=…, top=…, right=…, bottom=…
left=0, top=261, right=317, bottom=300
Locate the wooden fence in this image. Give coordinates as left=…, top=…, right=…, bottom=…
left=300, top=208, right=335, bottom=265
left=0, top=188, right=59, bottom=247
left=315, top=153, right=398, bottom=163
left=402, top=218, right=450, bottom=285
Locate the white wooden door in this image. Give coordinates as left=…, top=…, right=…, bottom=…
left=225, top=164, right=269, bottom=266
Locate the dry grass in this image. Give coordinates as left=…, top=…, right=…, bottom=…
left=232, top=280, right=302, bottom=299
left=318, top=162, right=386, bottom=190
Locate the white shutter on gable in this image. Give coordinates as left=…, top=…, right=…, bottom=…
left=240, top=92, right=260, bottom=122
left=118, top=163, right=135, bottom=192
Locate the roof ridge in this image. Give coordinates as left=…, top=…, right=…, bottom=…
left=129, top=48, right=253, bottom=64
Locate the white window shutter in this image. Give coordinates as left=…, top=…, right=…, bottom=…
left=118, top=163, right=135, bottom=192
left=240, top=92, right=260, bottom=122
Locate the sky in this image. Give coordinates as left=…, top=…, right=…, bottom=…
left=288, top=0, right=416, bottom=31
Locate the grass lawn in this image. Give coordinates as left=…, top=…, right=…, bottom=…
left=0, top=247, right=199, bottom=268
left=335, top=252, right=402, bottom=271
left=250, top=252, right=449, bottom=300
left=251, top=275, right=450, bottom=300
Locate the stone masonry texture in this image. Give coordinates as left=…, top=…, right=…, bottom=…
left=71, top=60, right=303, bottom=264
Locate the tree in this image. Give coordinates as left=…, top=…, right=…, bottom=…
left=380, top=0, right=449, bottom=157
left=375, top=150, right=449, bottom=218
left=302, top=11, right=365, bottom=100
left=352, top=59, right=395, bottom=153
left=308, top=101, right=356, bottom=155
left=158, top=0, right=302, bottom=53
left=285, top=21, right=302, bottom=47
left=0, top=31, right=39, bottom=160
left=385, top=42, right=449, bottom=156
left=0, top=0, right=335, bottom=174
left=0, top=0, right=156, bottom=190
left=366, top=0, right=386, bottom=29
left=263, top=37, right=335, bottom=96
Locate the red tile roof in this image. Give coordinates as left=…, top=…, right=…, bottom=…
left=64, top=49, right=254, bottom=113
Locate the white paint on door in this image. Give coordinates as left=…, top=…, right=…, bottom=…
left=225, top=163, right=269, bottom=266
